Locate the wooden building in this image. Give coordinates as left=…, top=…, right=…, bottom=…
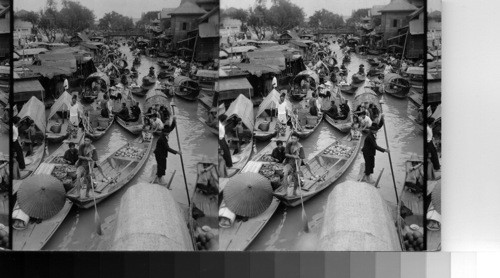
left=380, top=0, right=417, bottom=42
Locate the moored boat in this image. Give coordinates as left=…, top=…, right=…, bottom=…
left=289, top=70, right=319, bottom=101
left=382, top=73, right=411, bottom=99
left=253, top=89, right=293, bottom=141
left=83, top=111, right=114, bottom=141
left=66, top=137, right=153, bottom=209
left=81, top=72, right=109, bottom=104
left=173, top=76, right=200, bottom=101
left=46, top=91, right=77, bottom=143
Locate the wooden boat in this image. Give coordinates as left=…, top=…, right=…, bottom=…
left=292, top=102, right=323, bottom=139
left=382, top=73, right=411, bottom=99
left=289, top=70, right=319, bottom=101
left=130, top=85, right=146, bottom=97
left=16, top=96, right=47, bottom=180
left=324, top=109, right=352, bottom=134
left=83, top=112, right=114, bottom=142
left=187, top=162, right=219, bottom=251
left=199, top=117, right=218, bottom=136
left=141, top=75, right=157, bottom=92
left=224, top=95, right=255, bottom=178
left=342, top=55, right=351, bottom=63
left=319, top=179, right=401, bottom=251
left=195, top=70, right=218, bottom=91
left=132, top=56, right=141, bottom=65
left=339, top=83, right=355, bottom=94
left=218, top=159, right=281, bottom=251
left=12, top=132, right=84, bottom=250
left=157, top=70, right=170, bottom=80
left=81, top=72, right=110, bottom=103
left=351, top=72, right=366, bottom=84
left=396, top=157, right=426, bottom=251
left=253, top=89, right=293, bottom=141
left=116, top=114, right=143, bottom=135
left=66, top=137, right=153, bottom=209
left=173, top=76, right=200, bottom=101
left=367, top=58, right=380, bottom=66
left=273, top=135, right=361, bottom=207
left=46, top=92, right=79, bottom=143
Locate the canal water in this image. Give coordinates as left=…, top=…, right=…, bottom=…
left=248, top=38, right=423, bottom=250
left=44, top=44, right=217, bottom=250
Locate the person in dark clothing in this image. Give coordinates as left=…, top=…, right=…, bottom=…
left=271, top=140, right=286, bottom=163
left=218, top=114, right=233, bottom=168
left=154, top=129, right=181, bottom=184
left=117, top=103, right=129, bottom=121
left=159, top=105, right=171, bottom=124
left=361, top=123, right=389, bottom=183
left=284, top=134, right=306, bottom=196
left=12, top=116, right=25, bottom=170
left=129, top=103, right=141, bottom=122
left=427, top=117, right=441, bottom=171
left=100, top=95, right=109, bottom=118
left=326, top=100, right=342, bottom=119
left=309, top=93, right=319, bottom=116
left=339, top=100, right=350, bottom=120
left=63, top=142, right=79, bottom=165
left=162, top=116, right=177, bottom=134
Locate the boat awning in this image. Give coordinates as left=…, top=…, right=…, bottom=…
left=246, top=51, right=286, bottom=70
left=256, top=89, right=292, bottom=118
left=18, top=96, right=46, bottom=131
left=174, top=76, right=194, bottom=86
left=48, top=91, right=73, bottom=119
left=320, top=181, right=401, bottom=251
left=406, top=67, right=423, bottom=75
left=225, top=94, right=254, bottom=130
left=13, top=78, right=45, bottom=103
left=383, top=73, right=409, bottom=86
left=196, top=69, right=218, bottom=79
left=85, top=71, right=110, bottom=88
left=216, top=77, right=253, bottom=101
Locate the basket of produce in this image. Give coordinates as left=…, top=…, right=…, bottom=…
left=402, top=224, right=424, bottom=251
left=52, top=156, right=68, bottom=164
left=269, top=174, right=282, bottom=190
left=323, top=143, right=353, bottom=158
left=259, top=164, right=275, bottom=178
left=50, top=123, right=62, bottom=133
left=66, top=166, right=77, bottom=179
left=52, top=169, right=67, bottom=180
left=258, top=121, right=270, bottom=131
left=115, top=145, right=144, bottom=160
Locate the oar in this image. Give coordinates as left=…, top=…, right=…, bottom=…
left=171, top=102, right=190, bottom=206
left=379, top=98, right=399, bottom=203
left=296, top=158, right=310, bottom=233
left=166, top=170, right=176, bottom=190
left=88, top=161, right=103, bottom=235
left=374, top=168, right=385, bottom=188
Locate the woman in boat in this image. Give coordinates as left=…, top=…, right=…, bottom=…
left=153, top=128, right=182, bottom=185
left=100, top=94, right=110, bottom=118
left=129, top=102, right=141, bottom=122
left=271, top=140, right=286, bottom=163
left=284, top=134, right=306, bottom=196
left=309, top=93, right=319, bottom=116
left=339, top=99, right=350, bottom=120
left=351, top=116, right=361, bottom=140
left=218, top=114, right=233, bottom=168
left=116, top=103, right=129, bottom=121
left=361, top=123, right=389, bottom=183
left=12, top=116, right=25, bottom=170
left=63, top=142, right=79, bottom=165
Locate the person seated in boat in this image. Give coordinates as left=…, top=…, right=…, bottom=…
left=24, top=120, right=38, bottom=156
left=358, top=64, right=365, bottom=75
left=150, top=113, right=164, bottom=133
left=326, top=100, right=342, bottom=120
left=350, top=116, right=361, bottom=140
left=232, top=118, right=244, bottom=155
left=218, top=148, right=228, bottom=178
left=284, top=134, right=306, bottom=196
left=368, top=103, right=380, bottom=122
left=142, top=124, right=153, bottom=142
left=358, top=111, right=373, bottom=132
left=63, top=142, right=79, bottom=165
left=73, top=135, right=105, bottom=199
left=129, top=103, right=141, bottom=122
left=131, top=66, right=137, bottom=73
left=148, top=67, right=155, bottom=77
left=309, top=93, right=319, bottom=116
left=117, top=103, right=130, bottom=121
left=339, top=99, right=350, bottom=120
left=271, top=140, right=286, bottom=163
left=100, top=94, right=110, bottom=118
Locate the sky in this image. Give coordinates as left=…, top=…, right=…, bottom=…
left=14, top=0, right=181, bottom=19
left=221, top=0, right=391, bottom=17
left=428, top=0, right=442, bottom=12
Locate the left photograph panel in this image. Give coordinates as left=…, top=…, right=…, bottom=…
left=0, top=0, right=10, bottom=251
left=11, top=0, right=219, bottom=251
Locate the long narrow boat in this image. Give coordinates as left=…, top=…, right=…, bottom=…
left=174, top=76, right=200, bottom=101
left=254, top=89, right=293, bottom=141
left=114, top=93, right=143, bottom=135
left=224, top=94, right=255, bottom=178
left=273, top=135, right=361, bottom=207
left=187, top=162, right=219, bottom=251
left=323, top=89, right=353, bottom=133
left=12, top=132, right=84, bottom=250
left=290, top=70, right=319, bottom=101
left=66, top=137, right=153, bottom=208
left=292, top=105, right=322, bottom=139
left=396, top=157, right=426, bottom=251
left=17, top=96, right=46, bottom=180
left=83, top=113, right=114, bottom=142
left=382, top=73, right=411, bottom=99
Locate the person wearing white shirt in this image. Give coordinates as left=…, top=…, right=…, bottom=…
left=12, top=116, right=25, bottom=169
left=359, top=111, right=372, bottom=130
left=63, top=77, right=69, bottom=91
left=69, top=96, right=81, bottom=127
left=218, top=114, right=233, bottom=168
left=150, top=114, right=164, bottom=132
left=272, top=74, right=278, bottom=88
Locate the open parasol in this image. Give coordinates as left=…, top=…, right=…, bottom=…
left=431, top=180, right=441, bottom=214
left=18, top=174, right=66, bottom=220
left=223, top=173, right=273, bottom=217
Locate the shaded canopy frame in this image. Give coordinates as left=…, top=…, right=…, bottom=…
left=292, top=69, right=319, bottom=89
left=144, top=90, right=171, bottom=113
left=18, top=96, right=46, bottom=131
left=47, top=91, right=76, bottom=119
left=255, top=89, right=292, bottom=118
left=224, top=94, right=254, bottom=130
left=84, top=71, right=110, bottom=90
left=353, top=88, right=381, bottom=111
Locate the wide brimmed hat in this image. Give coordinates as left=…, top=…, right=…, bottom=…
left=18, top=175, right=66, bottom=220
left=223, top=173, right=273, bottom=218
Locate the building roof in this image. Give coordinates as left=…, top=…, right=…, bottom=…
left=370, top=5, right=386, bottom=16
left=409, top=6, right=424, bottom=20
left=160, top=8, right=176, bottom=19
left=380, top=0, right=417, bottom=13
left=171, top=1, right=207, bottom=15
left=198, top=6, right=218, bottom=22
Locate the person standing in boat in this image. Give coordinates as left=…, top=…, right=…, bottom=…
left=427, top=117, right=441, bottom=171
left=154, top=128, right=181, bottom=185
left=361, top=123, right=389, bottom=183
left=284, top=134, right=306, bottom=196
left=73, top=135, right=105, bottom=198
left=12, top=116, right=25, bottom=170
left=272, top=74, right=278, bottom=89
left=276, top=93, right=289, bottom=136
left=218, top=114, right=233, bottom=168
left=69, top=95, right=82, bottom=132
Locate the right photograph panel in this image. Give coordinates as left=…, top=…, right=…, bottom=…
left=218, top=0, right=425, bottom=251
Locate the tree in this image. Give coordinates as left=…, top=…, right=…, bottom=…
left=223, top=8, right=249, bottom=23
left=247, top=5, right=267, bottom=40
left=135, top=11, right=160, bottom=29
left=99, top=11, right=134, bottom=31
left=38, top=0, right=60, bottom=42
left=308, top=9, right=344, bottom=29
left=266, top=0, right=305, bottom=35
left=345, top=8, right=369, bottom=28
left=58, top=0, right=95, bottom=35
left=16, top=10, right=40, bottom=25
